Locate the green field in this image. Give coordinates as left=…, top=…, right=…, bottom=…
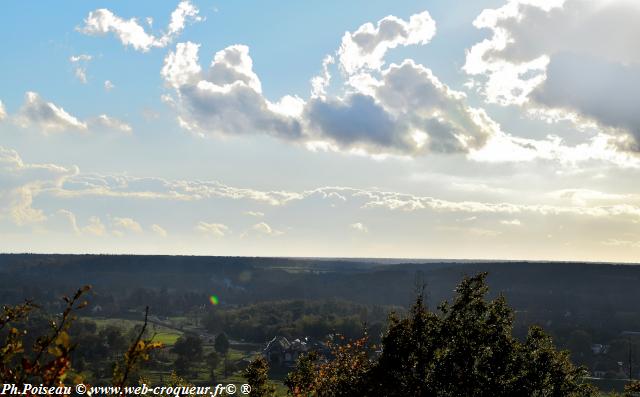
left=90, top=317, right=184, bottom=346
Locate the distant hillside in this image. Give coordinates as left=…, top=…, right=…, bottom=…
left=1, top=254, right=639, bottom=338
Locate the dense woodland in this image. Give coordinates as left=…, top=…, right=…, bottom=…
left=1, top=254, right=640, bottom=394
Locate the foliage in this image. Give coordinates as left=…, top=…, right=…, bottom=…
left=625, top=380, right=640, bottom=397
left=112, top=307, right=163, bottom=390
left=202, top=299, right=389, bottom=344
left=0, top=286, right=90, bottom=393
left=214, top=333, right=230, bottom=356
left=244, top=356, right=276, bottom=397
left=171, top=334, right=203, bottom=376
left=286, top=273, right=598, bottom=397
left=286, top=334, right=374, bottom=397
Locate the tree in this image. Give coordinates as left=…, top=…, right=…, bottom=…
left=214, top=333, right=230, bottom=377
left=285, top=351, right=320, bottom=396
left=0, top=287, right=89, bottom=388
left=566, top=329, right=593, bottom=365
left=205, top=351, right=220, bottom=382
left=244, top=356, right=276, bottom=397
left=171, top=334, right=203, bottom=376
left=214, top=332, right=230, bottom=356
left=286, top=336, right=373, bottom=397
left=286, top=273, right=597, bottom=397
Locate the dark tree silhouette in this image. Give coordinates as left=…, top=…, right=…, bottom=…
left=285, top=273, right=597, bottom=397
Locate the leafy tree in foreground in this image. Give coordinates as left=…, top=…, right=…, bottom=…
left=285, top=273, right=597, bottom=397
left=1, top=288, right=161, bottom=397
left=244, top=356, right=276, bottom=397
left=0, top=287, right=90, bottom=391
left=285, top=335, right=373, bottom=397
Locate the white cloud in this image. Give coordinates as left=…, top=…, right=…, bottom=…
left=83, top=216, right=106, bottom=236
left=17, top=92, right=87, bottom=132
left=151, top=224, right=168, bottom=237
left=104, top=80, right=115, bottom=92
left=196, top=221, right=229, bottom=237
left=465, top=0, right=640, bottom=150
left=70, top=54, right=92, bottom=84
left=79, top=1, right=201, bottom=52
left=112, top=217, right=143, bottom=233
left=305, top=59, right=495, bottom=155
left=350, top=222, right=368, bottom=233
left=90, top=114, right=133, bottom=134
left=311, top=55, right=335, bottom=99
left=162, top=41, right=202, bottom=89
left=162, top=42, right=303, bottom=140
left=49, top=209, right=81, bottom=235
left=248, top=222, right=283, bottom=237
left=0, top=100, right=6, bottom=121
left=57, top=173, right=304, bottom=205
left=31, top=164, right=640, bottom=224
left=163, top=11, right=499, bottom=157
left=44, top=168, right=640, bottom=224
left=601, top=238, right=640, bottom=248
left=243, top=211, right=264, bottom=217
left=5, top=144, right=640, bottom=256
left=0, top=146, right=77, bottom=225
left=338, top=11, right=436, bottom=75
left=14, top=92, right=132, bottom=135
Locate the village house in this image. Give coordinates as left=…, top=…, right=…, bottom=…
left=263, top=336, right=328, bottom=367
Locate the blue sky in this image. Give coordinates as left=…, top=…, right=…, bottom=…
left=2, top=0, right=640, bottom=261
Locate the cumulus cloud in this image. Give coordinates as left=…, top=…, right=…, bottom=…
left=70, top=54, right=92, bottom=84
left=0, top=100, right=6, bottom=121
left=338, top=11, right=436, bottom=74
left=162, top=42, right=303, bottom=140
left=79, top=0, right=201, bottom=52
left=305, top=59, right=495, bottom=155
left=163, top=11, right=498, bottom=156
left=311, top=56, right=335, bottom=99
left=104, top=80, right=115, bottom=92
left=465, top=0, right=640, bottom=150
left=17, top=92, right=87, bottom=132
left=90, top=114, right=133, bottom=134
left=196, top=221, right=229, bottom=237
left=14, top=92, right=131, bottom=134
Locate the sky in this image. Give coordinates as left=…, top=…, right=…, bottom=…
left=1, top=0, right=640, bottom=262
